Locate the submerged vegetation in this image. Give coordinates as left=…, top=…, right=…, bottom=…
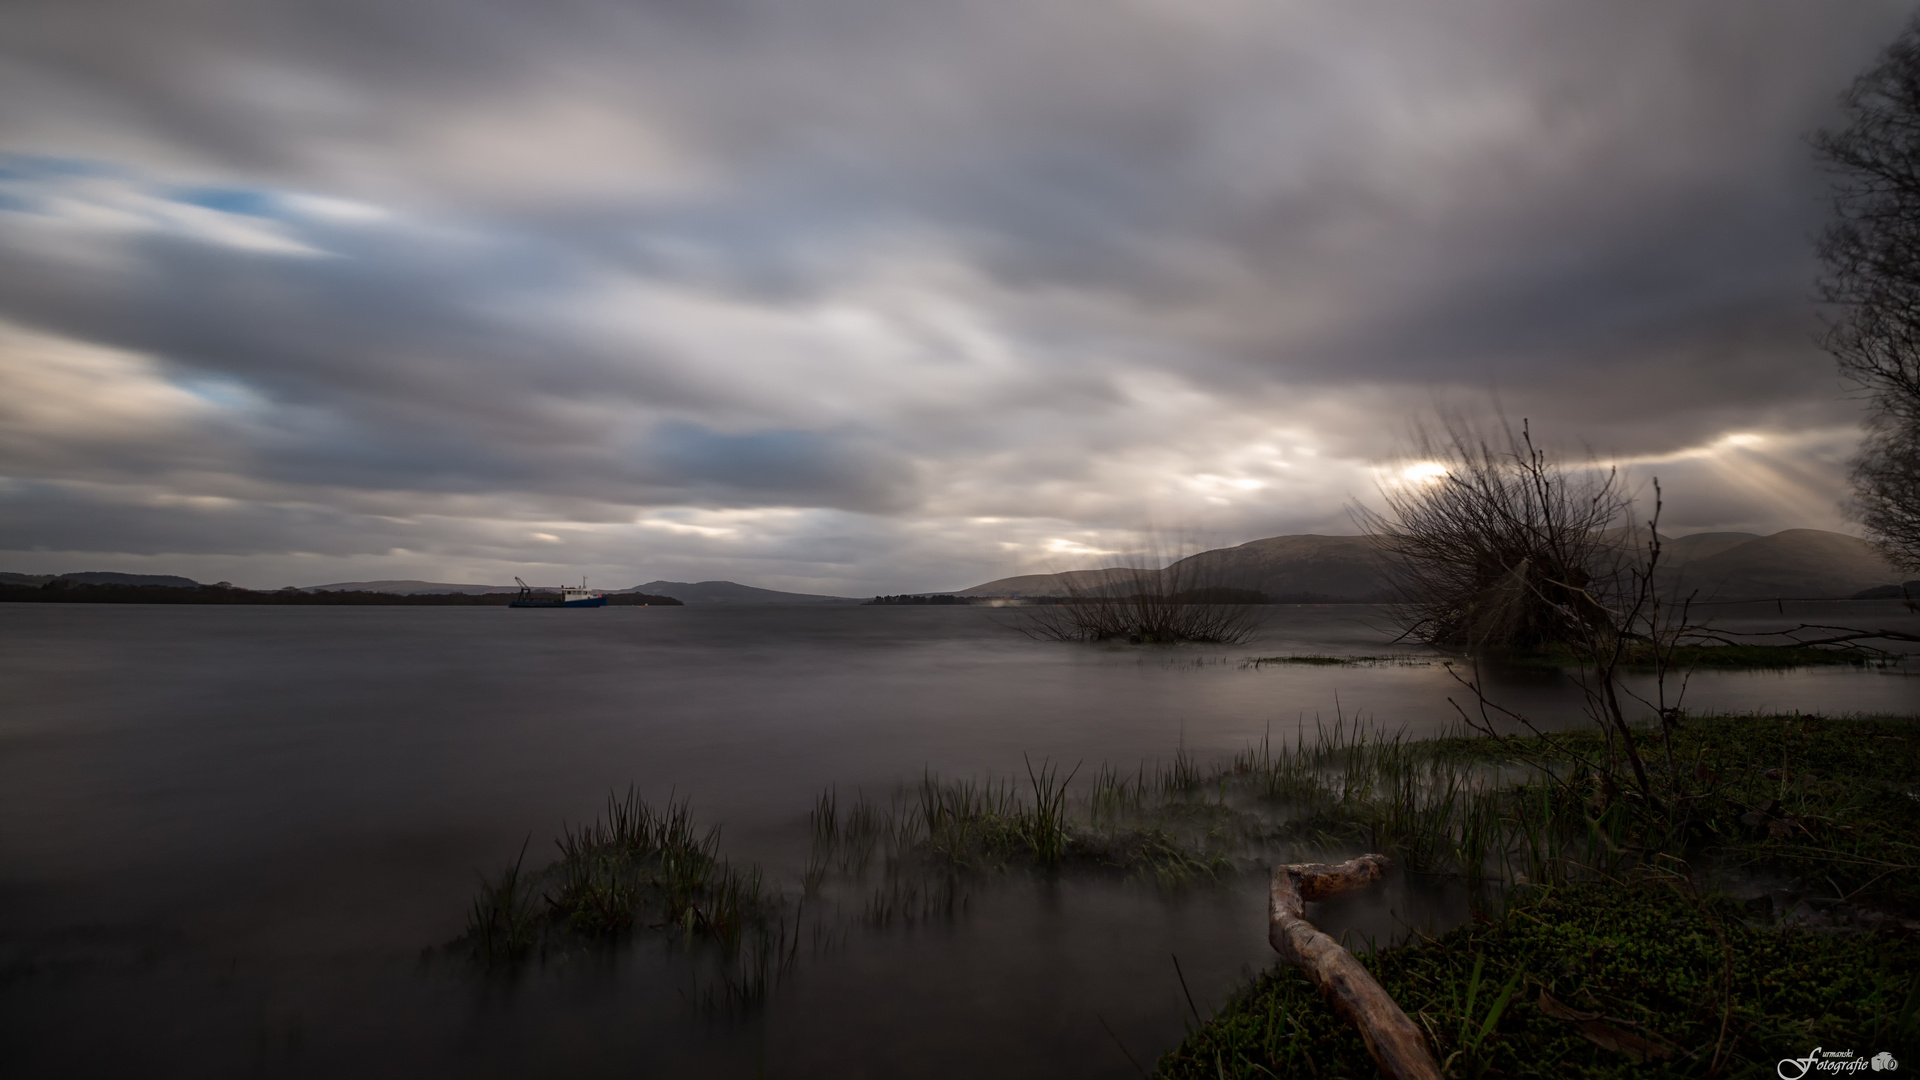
left=1509, top=642, right=1904, bottom=670
left=460, top=790, right=797, bottom=1004
left=1358, top=416, right=1630, bottom=654
left=805, top=756, right=1240, bottom=892
left=1018, top=548, right=1271, bottom=644
left=458, top=708, right=1920, bottom=1065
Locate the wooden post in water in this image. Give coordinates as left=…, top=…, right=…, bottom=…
left=1268, top=855, right=1442, bottom=1080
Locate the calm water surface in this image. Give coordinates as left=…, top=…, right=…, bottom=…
left=3, top=602, right=1916, bottom=1076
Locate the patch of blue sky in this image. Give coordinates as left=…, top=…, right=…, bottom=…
left=0, top=153, right=124, bottom=181
left=170, top=186, right=284, bottom=219
left=176, top=376, right=268, bottom=413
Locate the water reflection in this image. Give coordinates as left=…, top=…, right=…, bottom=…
left=0, top=601, right=1914, bottom=1076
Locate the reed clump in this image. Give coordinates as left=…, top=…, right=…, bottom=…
left=1224, top=719, right=1623, bottom=890
left=1017, top=546, right=1269, bottom=645
left=814, top=711, right=1919, bottom=929
left=461, top=789, right=798, bottom=1000
left=803, top=718, right=1630, bottom=902
left=802, top=720, right=1619, bottom=901
left=806, top=757, right=1239, bottom=888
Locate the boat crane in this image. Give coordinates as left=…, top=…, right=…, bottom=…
left=509, top=574, right=607, bottom=608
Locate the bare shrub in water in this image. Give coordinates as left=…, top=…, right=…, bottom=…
left=1356, top=416, right=1630, bottom=653
left=1018, top=538, right=1267, bottom=645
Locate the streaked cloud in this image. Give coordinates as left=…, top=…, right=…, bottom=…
left=0, top=1, right=1910, bottom=591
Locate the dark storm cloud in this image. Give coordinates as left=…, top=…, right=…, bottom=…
left=2, top=0, right=1915, bottom=586
left=648, top=423, right=914, bottom=511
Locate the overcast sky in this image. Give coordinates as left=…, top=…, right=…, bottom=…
left=1, top=1, right=1913, bottom=593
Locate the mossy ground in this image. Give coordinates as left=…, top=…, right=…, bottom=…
left=1243, top=643, right=1899, bottom=671
left=1157, top=713, right=1920, bottom=1077
left=1157, top=876, right=1920, bottom=1078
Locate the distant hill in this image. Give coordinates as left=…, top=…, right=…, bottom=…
left=958, top=536, right=1392, bottom=601
left=59, top=571, right=201, bottom=588
left=954, top=569, right=1154, bottom=598
left=628, top=580, right=863, bottom=605
left=298, top=577, right=862, bottom=603
left=956, top=529, right=1906, bottom=603
left=305, top=579, right=519, bottom=594
left=1664, top=529, right=1901, bottom=601
left=1660, top=532, right=1763, bottom=564
left=2, top=571, right=200, bottom=588
left=1168, top=535, right=1393, bottom=601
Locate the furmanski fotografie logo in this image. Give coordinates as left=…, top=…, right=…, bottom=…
left=1778, top=1048, right=1899, bottom=1078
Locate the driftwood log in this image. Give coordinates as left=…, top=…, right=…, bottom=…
left=1269, top=855, right=1441, bottom=1080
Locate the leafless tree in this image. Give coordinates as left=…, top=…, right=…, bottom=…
left=1817, top=20, right=1920, bottom=570
left=1444, top=485, right=1694, bottom=833
left=1355, top=415, right=1630, bottom=653
left=1018, top=536, right=1267, bottom=645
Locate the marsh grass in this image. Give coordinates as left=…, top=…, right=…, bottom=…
left=467, top=840, right=540, bottom=964
left=1015, top=542, right=1269, bottom=645
left=812, top=712, right=1918, bottom=947
left=804, top=757, right=1238, bottom=891
left=1157, top=872, right=1920, bottom=1078
left=463, top=713, right=1716, bottom=975
left=461, top=788, right=799, bottom=999
left=1512, top=641, right=1907, bottom=670
left=802, top=719, right=1624, bottom=903
left=462, top=709, right=1917, bottom=1046
left=1244, top=646, right=1900, bottom=672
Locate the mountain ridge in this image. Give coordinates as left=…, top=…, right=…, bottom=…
left=627, top=580, right=863, bottom=605
left=955, top=529, right=1904, bottom=603
left=305, top=579, right=521, bottom=594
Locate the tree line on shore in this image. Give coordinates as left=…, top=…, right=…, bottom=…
left=0, top=580, right=683, bottom=606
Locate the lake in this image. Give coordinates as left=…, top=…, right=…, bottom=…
left=3, top=601, right=1917, bottom=1077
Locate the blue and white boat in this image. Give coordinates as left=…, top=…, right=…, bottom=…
left=509, top=576, right=607, bottom=608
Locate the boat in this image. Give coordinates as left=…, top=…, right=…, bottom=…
left=509, top=576, right=608, bottom=608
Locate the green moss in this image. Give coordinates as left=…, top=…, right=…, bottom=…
left=1530, top=714, right=1920, bottom=914
left=1157, top=878, right=1920, bottom=1078
left=1159, top=714, right=1920, bottom=1074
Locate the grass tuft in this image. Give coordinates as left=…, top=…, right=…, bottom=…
left=459, top=789, right=797, bottom=998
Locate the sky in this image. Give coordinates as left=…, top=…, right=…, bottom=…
left=1, top=1, right=1914, bottom=594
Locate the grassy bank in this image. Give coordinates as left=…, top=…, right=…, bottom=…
left=1511, top=643, right=1904, bottom=670
left=1157, top=713, right=1920, bottom=1076
left=1159, top=874, right=1920, bottom=1078
left=1246, top=644, right=1910, bottom=670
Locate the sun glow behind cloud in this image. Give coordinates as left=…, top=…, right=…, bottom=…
left=0, top=3, right=1905, bottom=591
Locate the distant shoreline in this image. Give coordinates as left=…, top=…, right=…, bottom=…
left=0, top=583, right=683, bottom=606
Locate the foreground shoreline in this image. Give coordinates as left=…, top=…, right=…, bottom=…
left=452, top=706, right=1920, bottom=1073
left=1155, top=712, right=1920, bottom=1077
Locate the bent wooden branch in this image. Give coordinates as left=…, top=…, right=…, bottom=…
left=1269, top=855, right=1441, bottom=1080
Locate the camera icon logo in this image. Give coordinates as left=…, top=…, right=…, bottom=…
left=1873, top=1052, right=1899, bottom=1072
